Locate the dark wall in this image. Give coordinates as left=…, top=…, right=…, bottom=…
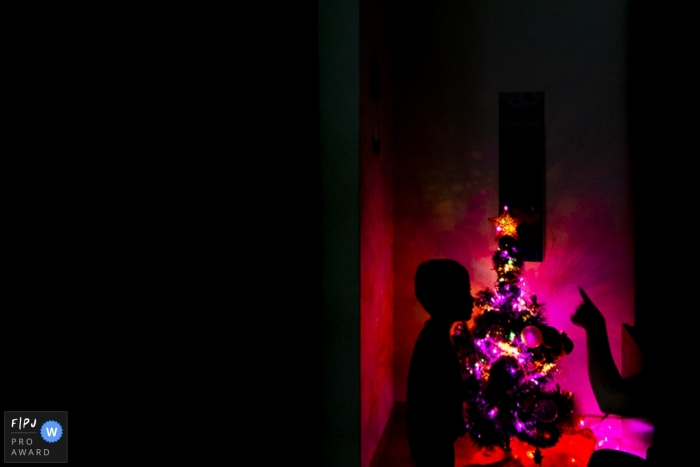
left=320, top=1, right=361, bottom=467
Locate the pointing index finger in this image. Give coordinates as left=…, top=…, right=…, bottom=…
left=578, top=286, right=592, bottom=304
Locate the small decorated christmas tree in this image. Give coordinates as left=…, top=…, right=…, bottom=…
left=452, top=207, right=578, bottom=465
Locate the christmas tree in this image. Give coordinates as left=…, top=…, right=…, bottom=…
left=452, top=207, right=578, bottom=465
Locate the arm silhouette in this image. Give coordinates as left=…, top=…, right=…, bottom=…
left=571, top=287, right=648, bottom=417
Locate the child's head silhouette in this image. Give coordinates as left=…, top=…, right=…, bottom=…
left=414, top=259, right=474, bottom=321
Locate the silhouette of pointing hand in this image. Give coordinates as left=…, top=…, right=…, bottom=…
left=571, top=286, right=605, bottom=331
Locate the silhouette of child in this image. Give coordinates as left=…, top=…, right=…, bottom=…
left=406, top=259, right=474, bottom=467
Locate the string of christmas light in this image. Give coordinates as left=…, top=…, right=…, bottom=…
left=452, top=207, right=578, bottom=465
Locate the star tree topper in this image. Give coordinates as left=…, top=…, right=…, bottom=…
left=488, top=206, right=521, bottom=240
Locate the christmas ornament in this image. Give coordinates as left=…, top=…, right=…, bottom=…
left=489, top=207, right=521, bottom=240
left=541, top=325, right=562, bottom=348
left=488, top=356, right=520, bottom=386
left=521, top=325, right=543, bottom=348
left=533, top=399, right=558, bottom=423
left=498, top=235, right=519, bottom=252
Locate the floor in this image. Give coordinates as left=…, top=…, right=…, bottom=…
left=373, top=402, right=653, bottom=467
left=373, top=402, right=502, bottom=467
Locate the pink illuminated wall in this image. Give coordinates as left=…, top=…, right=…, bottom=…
left=360, top=147, right=394, bottom=467
left=390, top=1, right=633, bottom=419
left=359, top=1, right=639, bottom=465
left=360, top=1, right=395, bottom=466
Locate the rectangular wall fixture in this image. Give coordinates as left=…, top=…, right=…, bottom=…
left=499, top=92, right=545, bottom=262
